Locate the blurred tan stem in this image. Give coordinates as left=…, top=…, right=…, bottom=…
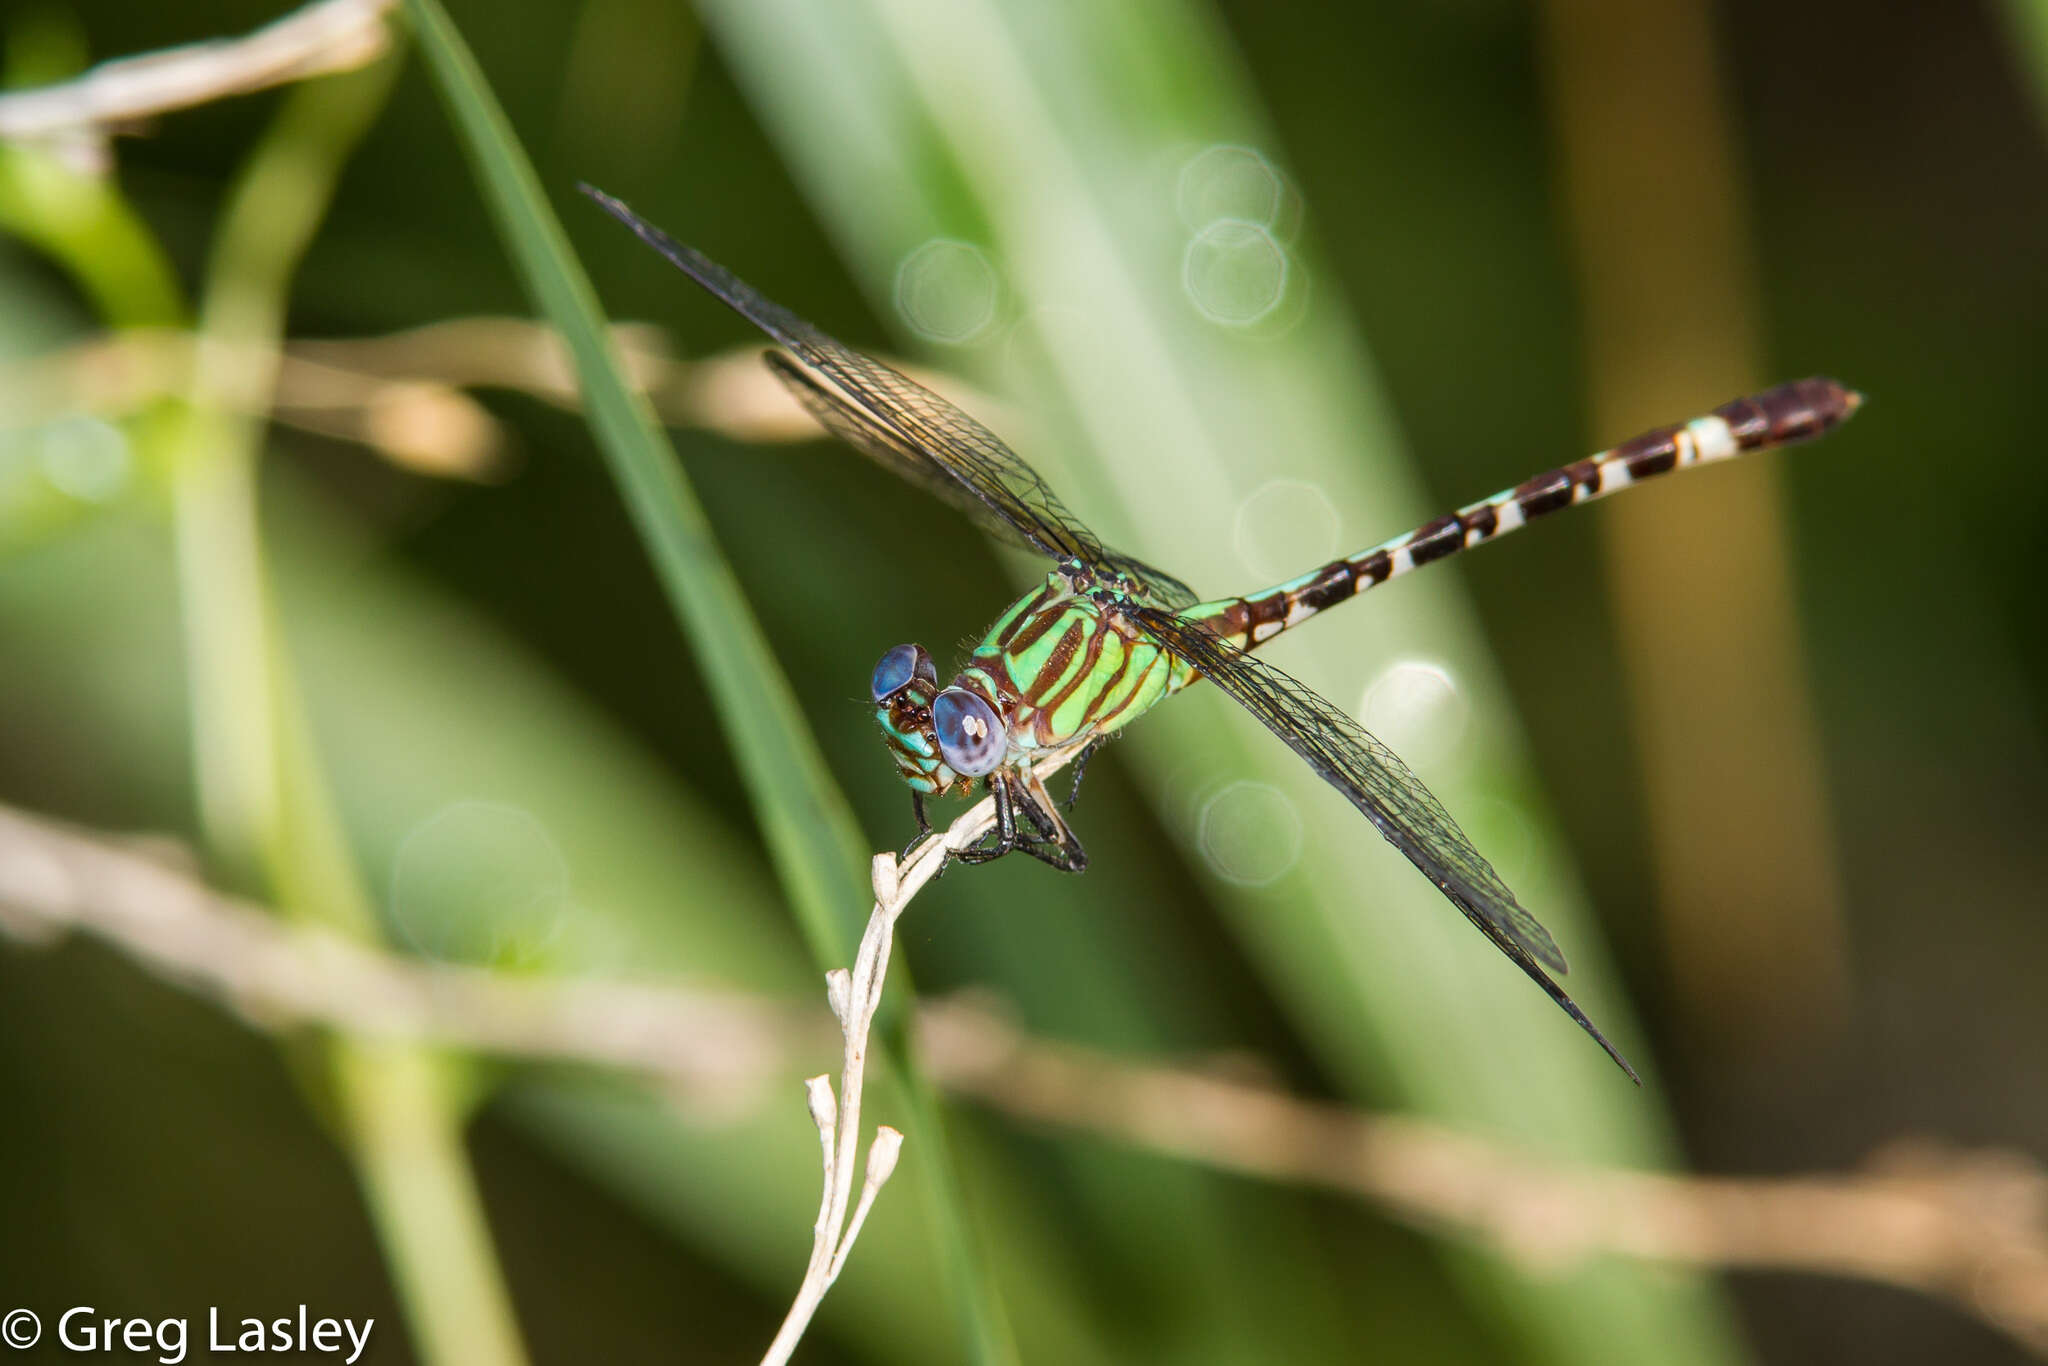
left=7, top=798, right=2047, bottom=1359
left=166, top=54, right=530, bottom=1366
left=1540, top=0, right=1849, bottom=1054
left=0, top=321, right=1005, bottom=481
left=0, top=0, right=395, bottom=140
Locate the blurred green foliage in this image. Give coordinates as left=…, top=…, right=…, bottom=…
left=1, top=2, right=2044, bottom=1365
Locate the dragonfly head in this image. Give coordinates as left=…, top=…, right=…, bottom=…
left=872, top=643, right=949, bottom=793
left=872, top=644, right=1012, bottom=797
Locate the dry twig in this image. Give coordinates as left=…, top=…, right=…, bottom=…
left=929, top=1000, right=2048, bottom=1354
left=0, top=802, right=802, bottom=1100
left=0, top=0, right=396, bottom=147
left=2, top=798, right=2045, bottom=1356
left=758, top=755, right=1073, bottom=1365
left=2, top=321, right=1008, bottom=482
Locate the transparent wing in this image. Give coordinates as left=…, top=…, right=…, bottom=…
left=765, top=352, right=1044, bottom=557
left=1131, top=605, right=1638, bottom=1082
left=586, top=186, right=1197, bottom=610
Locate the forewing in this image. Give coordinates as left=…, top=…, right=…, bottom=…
left=765, top=353, right=1041, bottom=556
left=1132, top=606, right=1638, bottom=1082
left=587, top=186, right=1196, bottom=606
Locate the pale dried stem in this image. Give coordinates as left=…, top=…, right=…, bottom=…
left=759, top=754, right=1072, bottom=1366
left=0, top=802, right=801, bottom=1102
left=0, top=0, right=397, bottom=147
left=2, top=323, right=1013, bottom=481
left=2, top=795, right=2045, bottom=1356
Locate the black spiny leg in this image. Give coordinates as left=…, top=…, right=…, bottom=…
left=953, top=773, right=1022, bottom=866
left=952, top=771, right=1088, bottom=872
left=1017, top=767, right=1088, bottom=872
left=900, top=792, right=933, bottom=862
left=1062, top=740, right=1103, bottom=812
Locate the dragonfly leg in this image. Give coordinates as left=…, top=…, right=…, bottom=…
left=1016, top=767, right=1088, bottom=873
left=950, top=771, right=1088, bottom=872
left=1018, top=784, right=1062, bottom=839
left=1011, top=837, right=1087, bottom=872
left=1062, top=740, right=1103, bottom=812
left=952, top=774, right=1022, bottom=866
left=899, top=792, right=934, bottom=862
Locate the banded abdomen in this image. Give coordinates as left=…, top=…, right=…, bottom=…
left=1190, top=377, right=1860, bottom=651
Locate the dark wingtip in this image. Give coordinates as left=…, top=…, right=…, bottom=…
left=1504, top=932, right=1641, bottom=1084
left=1529, top=925, right=1569, bottom=976
left=1553, top=987, right=1642, bottom=1085
left=1603, top=1031, right=1644, bottom=1087
left=577, top=184, right=671, bottom=250
left=578, top=182, right=637, bottom=227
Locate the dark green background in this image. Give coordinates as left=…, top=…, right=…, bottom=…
left=2, top=1, right=2044, bottom=1362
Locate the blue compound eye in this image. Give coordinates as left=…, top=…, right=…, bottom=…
left=931, top=688, right=1006, bottom=777
left=871, top=644, right=936, bottom=703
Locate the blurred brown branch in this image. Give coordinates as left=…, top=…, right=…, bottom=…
left=942, top=1005, right=2048, bottom=1355
left=2, top=321, right=1008, bottom=482
left=2, top=798, right=2044, bottom=1357
left=0, top=801, right=802, bottom=1104
left=0, top=0, right=396, bottom=147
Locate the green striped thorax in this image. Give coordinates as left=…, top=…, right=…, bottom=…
left=872, top=567, right=1197, bottom=799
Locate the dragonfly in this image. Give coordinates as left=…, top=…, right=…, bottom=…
left=585, top=185, right=1862, bottom=1082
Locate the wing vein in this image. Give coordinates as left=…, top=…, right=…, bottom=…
left=1132, top=605, right=1638, bottom=1082
left=585, top=187, right=1197, bottom=608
